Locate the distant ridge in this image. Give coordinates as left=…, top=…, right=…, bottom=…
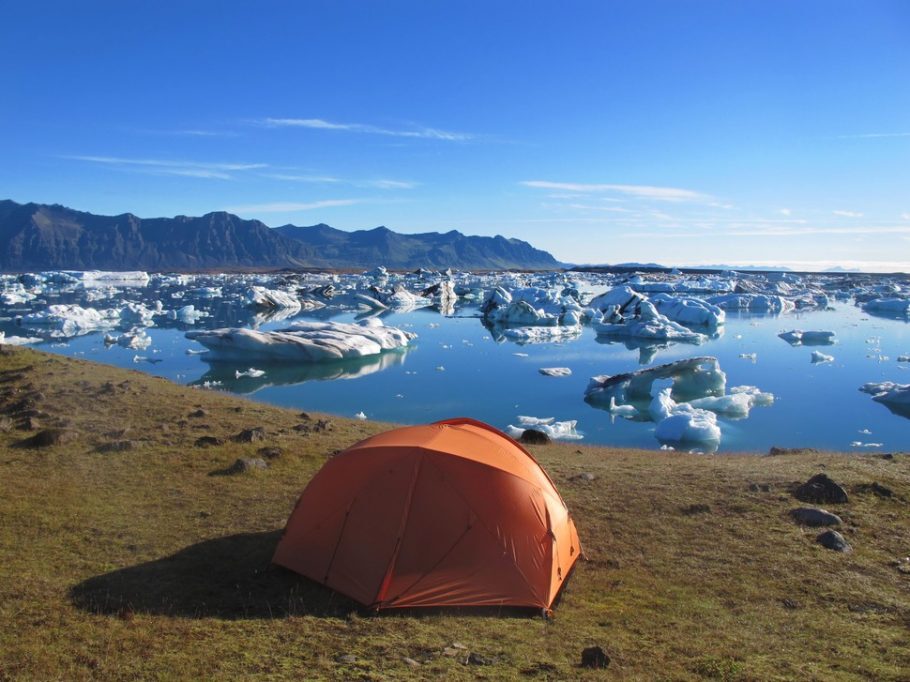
left=0, top=200, right=560, bottom=272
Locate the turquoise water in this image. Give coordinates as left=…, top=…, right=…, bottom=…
left=7, top=298, right=908, bottom=453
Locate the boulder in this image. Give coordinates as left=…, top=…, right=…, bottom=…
left=790, top=507, right=842, bottom=527
left=226, top=458, right=269, bottom=474
left=581, top=646, right=610, bottom=669
left=20, top=428, right=79, bottom=448
left=232, top=427, right=265, bottom=443
left=194, top=435, right=223, bottom=448
left=794, top=473, right=849, bottom=504
left=816, top=529, right=852, bottom=552
left=519, top=429, right=550, bottom=445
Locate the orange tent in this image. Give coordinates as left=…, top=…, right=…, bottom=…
left=273, top=417, right=582, bottom=611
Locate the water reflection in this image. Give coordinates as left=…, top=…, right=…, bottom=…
left=191, top=348, right=412, bottom=394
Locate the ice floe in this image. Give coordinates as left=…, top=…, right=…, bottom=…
left=506, top=415, right=582, bottom=440
left=778, top=330, right=836, bottom=346
left=185, top=319, right=415, bottom=362
left=539, top=367, right=572, bottom=377
left=811, top=351, right=834, bottom=364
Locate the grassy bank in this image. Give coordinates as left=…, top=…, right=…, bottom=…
left=0, top=346, right=907, bottom=680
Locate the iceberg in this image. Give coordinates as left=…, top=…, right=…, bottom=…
left=707, top=294, right=795, bottom=314
left=185, top=319, right=415, bottom=362
left=811, top=351, right=834, bottom=364
left=585, top=356, right=727, bottom=406
left=859, top=381, right=910, bottom=411
left=506, top=417, right=582, bottom=441
left=778, top=330, right=836, bottom=346
left=593, top=300, right=706, bottom=343
left=22, top=304, right=121, bottom=337
left=650, top=293, right=725, bottom=328
left=243, top=286, right=301, bottom=311
left=863, top=298, right=910, bottom=316
left=539, top=367, right=572, bottom=377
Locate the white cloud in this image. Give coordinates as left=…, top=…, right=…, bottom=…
left=521, top=180, right=707, bottom=202
left=779, top=208, right=792, bottom=216
left=622, top=225, right=910, bottom=238
left=832, top=210, right=863, bottom=218
left=63, top=155, right=266, bottom=180
left=901, top=212, right=910, bottom=220
left=836, top=132, right=910, bottom=139
left=364, top=179, right=418, bottom=190
left=261, top=173, right=342, bottom=183
left=260, top=117, right=473, bottom=141
left=225, top=199, right=360, bottom=213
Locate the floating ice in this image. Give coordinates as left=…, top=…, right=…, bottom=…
left=185, top=319, right=415, bottom=362
left=811, top=351, right=834, bottom=364
left=499, top=325, right=582, bottom=343
left=506, top=417, right=582, bottom=440
left=0, top=331, right=41, bottom=345
left=778, top=330, right=836, bottom=346
left=859, top=381, right=910, bottom=411
left=707, top=294, right=795, bottom=313
left=243, top=286, right=301, bottom=311
left=585, top=356, right=727, bottom=406
left=593, top=300, right=706, bottom=343
left=354, top=411, right=367, bottom=420
left=235, top=368, right=266, bottom=379
left=539, top=367, right=572, bottom=377
left=22, top=304, right=121, bottom=337
left=650, top=293, right=725, bottom=328
left=863, top=298, right=910, bottom=315
left=739, top=352, right=757, bottom=361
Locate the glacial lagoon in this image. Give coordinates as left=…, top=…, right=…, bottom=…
left=1, top=269, right=907, bottom=453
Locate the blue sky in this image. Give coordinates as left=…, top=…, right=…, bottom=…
left=2, top=1, right=909, bottom=271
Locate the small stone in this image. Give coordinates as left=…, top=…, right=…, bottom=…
left=569, top=472, right=596, bottom=483
left=227, top=458, right=268, bottom=474
left=854, top=482, right=893, bottom=498
left=293, top=423, right=311, bottom=433
left=442, top=647, right=462, bottom=658
left=790, top=507, right=842, bottom=527
left=794, top=473, right=849, bottom=504
left=312, top=419, right=332, bottom=433
left=782, top=599, right=800, bottom=609
left=580, top=646, right=610, bottom=669
left=769, top=446, right=819, bottom=456
left=466, top=652, right=491, bottom=666
left=20, top=416, right=41, bottom=431
left=749, top=482, right=772, bottom=492
left=402, top=657, right=420, bottom=668
left=189, top=409, right=208, bottom=418
left=450, top=642, right=468, bottom=650
left=194, top=435, right=223, bottom=448
left=96, top=440, right=136, bottom=453
left=20, top=428, right=79, bottom=448
left=298, top=411, right=312, bottom=421
left=335, top=654, right=357, bottom=664
left=681, top=504, right=711, bottom=515
left=0, top=416, right=13, bottom=432
left=232, top=427, right=265, bottom=443
left=816, top=529, right=851, bottom=552
left=519, top=429, right=550, bottom=445
left=257, top=446, right=283, bottom=460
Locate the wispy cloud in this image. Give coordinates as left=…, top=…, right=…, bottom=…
left=832, top=210, right=863, bottom=218
left=63, top=155, right=266, bottom=180
left=260, top=117, right=473, bottom=141
left=225, top=199, right=361, bottom=213
left=623, top=225, right=910, bottom=238
left=835, top=132, right=910, bottom=139
left=364, top=179, right=418, bottom=190
left=901, top=212, right=910, bottom=221
left=521, top=180, right=708, bottom=202
left=261, top=173, right=342, bottom=183
left=779, top=208, right=792, bottom=216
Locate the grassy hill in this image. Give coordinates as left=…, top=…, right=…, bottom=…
left=0, top=347, right=907, bottom=680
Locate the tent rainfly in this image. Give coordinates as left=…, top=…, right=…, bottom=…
left=273, top=418, right=582, bottom=611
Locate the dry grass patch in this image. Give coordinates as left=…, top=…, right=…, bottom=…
left=0, top=347, right=907, bottom=680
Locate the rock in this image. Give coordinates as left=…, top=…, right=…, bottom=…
left=335, top=654, right=357, bottom=664
left=519, top=429, right=550, bottom=445
left=794, top=473, right=849, bottom=504
left=450, top=642, right=468, bottom=650
left=226, top=458, right=268, bottom=474
left=0, top=416, right=12, bottom=432
left=96, top=440, right=137, bottom=453
left=749, top=482, right=772, bottom=492
left=854, top=482, right=893, bottom=498
left=257, top=446, right=283, bottom=460
left=769, top=446, right=819, bottom=456
left=194, top=435, right=223, bottom=448
left=298, top=411, right=312, bottom=421
left=402, top=657, right=420, bottom=668
left=816, top=529, right=851, bottom=552
left=466, top=652, right=491, bottom=666
left=442, top=647, right=463, bottom=658
left=20, top=416, right=41, bottom=431
left=790, top=507, right=842, bottom=527
left=781, top=599, right=801, bottom=609
left=293, top=423, right=311, bottom=433
left=19, top=428, right=79, bottom=448
left=580, top=646, right=610, bottom=669
left=188, top=409, right=208, bottom=418
left=569, top=472, right=596, bottom=483
left=232, top=427, right=265, bottom=443
left=681, top=503, right=711, bottom=515
left=313, top=419, right=332, bottom=433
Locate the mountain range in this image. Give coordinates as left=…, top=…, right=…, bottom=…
left=0, top=200, right=561, bottom=272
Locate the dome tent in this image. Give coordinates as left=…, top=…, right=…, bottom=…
left=273, top=418, right=582, bottom=611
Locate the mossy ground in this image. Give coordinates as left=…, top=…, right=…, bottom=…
left=0, top=347, right=907, bottom=680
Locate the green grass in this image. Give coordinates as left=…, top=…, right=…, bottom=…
left=0, top=346, right=908, bottom=680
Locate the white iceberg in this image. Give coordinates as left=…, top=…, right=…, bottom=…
left=707, top=294, right=795, bottom=313
left=862, top=298, right=910, bottom=315
left=811, top=351, right=834, bottom=364
left=650, top=293, right=725, bottom=328
left=506, top=417, right=582, bottom=441
left=539, top=367, right=572, bottom=377
left=243, top=286, right=301, bottom=311
left=778, top=330, right=836, bottom=346
left=593, top=300, right=706, bottom=343
left=186, top=319, right=415, bottom=362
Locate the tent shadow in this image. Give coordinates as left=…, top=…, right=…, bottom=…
left=69, top=530, right=358, bottom=620
left=70, top=529, right=571, bottom=621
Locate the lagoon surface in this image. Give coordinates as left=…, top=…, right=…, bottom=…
left=2, top=270, right=908, bottom=453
